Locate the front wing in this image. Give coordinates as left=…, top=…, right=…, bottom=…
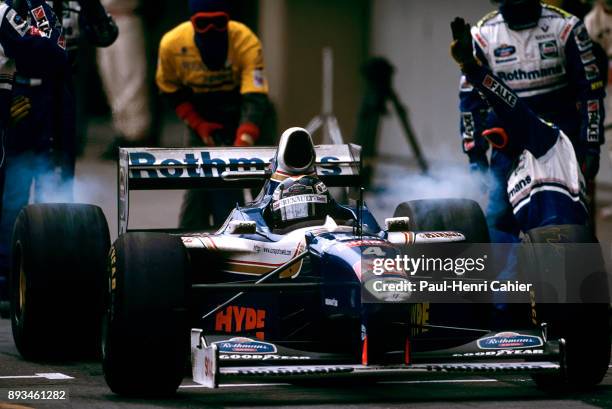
left=191, top=329, right=564, bottom=388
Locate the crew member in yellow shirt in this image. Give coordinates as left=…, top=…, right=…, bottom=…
left=156, top=0, right=270, bottom=229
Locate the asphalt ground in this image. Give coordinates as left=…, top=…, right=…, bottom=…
left=1, top=119, right=612, bottom=408
left=2, top=318, right=612, bottom=409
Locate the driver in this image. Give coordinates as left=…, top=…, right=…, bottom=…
left=269, top=175, right=332, bottom=230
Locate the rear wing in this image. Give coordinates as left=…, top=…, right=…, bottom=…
left=117, top=145, right=361, bottom=234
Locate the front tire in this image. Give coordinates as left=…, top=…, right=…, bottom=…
left=102, top=232, right=189, bottom=397
left=10, top=203, right=109, bottom=360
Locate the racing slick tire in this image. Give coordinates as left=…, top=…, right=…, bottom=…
left=393, top=198, right=491, bottom=338
left=393, top=198, right=490, bottom=243
left=102, top=232, right=189, bottom=397
left=525, top=225, right=610, bottom=390
left=10, top=203, right=110, bottom=360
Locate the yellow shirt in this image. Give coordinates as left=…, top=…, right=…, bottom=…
left=156, top=20, right=268, bottom=96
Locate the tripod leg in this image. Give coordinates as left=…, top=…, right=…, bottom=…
left=390, top=92, right=429, bottom=174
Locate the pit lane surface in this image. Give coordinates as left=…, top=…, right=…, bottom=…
left=1, top=318, right=612, bottom=409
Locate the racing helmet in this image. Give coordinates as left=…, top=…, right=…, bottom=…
left=496, top=0, right=542, bottom=30
left=269, top=175, right=331, bottom=229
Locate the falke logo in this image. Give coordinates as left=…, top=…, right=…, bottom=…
left=212, top=337, right=277, bottom=354
left=482, top=75, right=517, bottom=108
left=477, top=332, right=543, bottom=350
left=128, top=152, right=342, bottom=178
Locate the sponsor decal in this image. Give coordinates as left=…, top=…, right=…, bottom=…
left=482, top=75, right=517, bottom=107
left=494, top=44, right=516, bottom=58
left=419, top=232, right=463, bottom=239
left=271, top=194, right=327, bottom=211
left=538, top=41, right=559, bottom=59
left=477, top=332, right=543, bottom=350
left=128, top=151, right=343, bottom=178
left=253, top=68, right=265, bottom=88
left=31, top=6, right=51, bottom=36
left=215, top=306, right=266, bottom=339
left=580, top=50, right=596, bottom=65
left=462, top=112, right=475, bottom=139
left=7, top=10, right=29, bottom=36
left=57, top=35, right=66, bottom=50
left=560, top=23, right=572, bottom=43
left=343, top=239, right=392, bottom=248
left=474, top=33, right=487, bottom=49
left=220, top=354, right=311, bottom=360
left=453, top=349, right=544, bottom=357
left=574, top=24, right=592, bottom=51
left=540, top=24, right=549, bottom=32
left=497, top=65, right=564, bottom=82
left=314, top=181, right=327, bottom=194
left=587, top=100, right=600, bottom=143
left=535, top=33, right=555, bottom=40
left=213, top=337, right=277, bottom=354
left=508, top=175, right=532, bottom=198
left=253, top=245, right=292, bottom=256
left=584, top=64, right=600, bottom=81
left=591, top=81, right=604, bottom=91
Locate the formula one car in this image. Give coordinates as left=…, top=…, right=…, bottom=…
left=8, top=127, right=609, bottom=396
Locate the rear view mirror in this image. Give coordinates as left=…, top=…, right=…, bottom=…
left=385, top=217, right=411, bottom=232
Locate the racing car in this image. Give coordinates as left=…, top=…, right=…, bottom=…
left=7, top=127, right=610, bottom=396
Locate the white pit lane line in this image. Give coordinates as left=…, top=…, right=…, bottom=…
left=0, top=373, right=74, bottom=380
left=180, top=379, right=499, bottom=389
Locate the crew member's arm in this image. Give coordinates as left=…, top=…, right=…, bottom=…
left=235, top=28, right=269, bottom=147
left=0, top=3, right=67, bottom=72
left=451, top=18, right=559, bottom=158
left=459, top=36, right=490, bottom=173
left=77, top=0, right=118, bottom=47
left=155, top=34, right=221, bottom=146
left=564, top=18, right=605, bottom=178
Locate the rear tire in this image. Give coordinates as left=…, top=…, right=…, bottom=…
left=526, top=225, right=610, bottom=390
left=10, top=203, right=109, bottom=360
left=102, top=232, right=189, bottom=397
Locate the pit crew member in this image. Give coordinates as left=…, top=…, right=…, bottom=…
left=156, top=0, right=270, bottom=229
left=0, top=0, right=69, bottom=312
left=452, top=17, right=587, bottom=230
left=459, top=0, right=604, bottom=242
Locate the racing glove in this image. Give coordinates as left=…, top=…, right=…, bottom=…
left=450, top=17, right=479, bottom=73
left=175, top=101, right=223, bottom=146
left=234, top=123, right=260, bottom=147
left=582, top=149, right=600, bottom=180
left=10, top=95, right=31, bottom=126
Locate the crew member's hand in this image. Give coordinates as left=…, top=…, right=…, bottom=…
left=582, top=150, right=600, bottom=180
left=233, top=123, right=260, bottom=147
left=450, top=17, right=477, bottom=71
left=10, top=95, right=31, bottom=125
left=195, top=121, right=223, bottom=146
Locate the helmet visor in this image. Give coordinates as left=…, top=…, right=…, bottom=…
left=272, top=194, right=328, bottom=222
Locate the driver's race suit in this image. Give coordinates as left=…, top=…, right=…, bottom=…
left=459, top=4, right=604, bottom=242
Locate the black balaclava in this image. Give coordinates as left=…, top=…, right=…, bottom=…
left=498, top=0, right=542, bottom=30
left=189, top=0, right=230, bottom=70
